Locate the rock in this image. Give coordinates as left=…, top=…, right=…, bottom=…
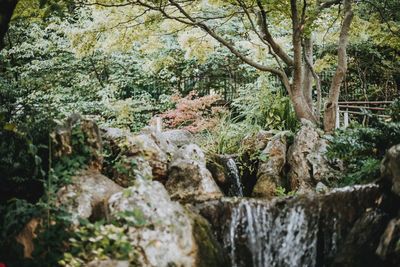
left=166, top=144, right=223, bottom=202
left=108, top=178, right=227, bottom=267
left=161, top=129, right=193, bottom=148
left=101, top=127, right=131, bottom=141
left=287, top=119, right=336, bottom=192
left=128, top=134, right=169, bottom=181
left=207, top=158, right=228, bottom=187
left=57, top=169, right=122, bottom=223
left=241, top=130, right=276, bottom=154
left=197, top=184, right=385, bottom=267
left=332, top=210, right=389, bottom=267
left=101, top=127, right=154, bottom=186
left=376, top=217, right=400, bottom=266
left=207, top=154, right=244, bottom=196
left=189, top=209, right=230, bottom=267
left=252, top=132, right=289, bottom=198
left=15, top=218, right=40, bottom=259
left=52, top=114, right=103, bottom=171
left=101, top=127, right=170, bottom=183
left=140, top=127, right=177, bottom=158
left=381, top=144, right=400, bottom=197
left=316, top=182, right=329, bottom=193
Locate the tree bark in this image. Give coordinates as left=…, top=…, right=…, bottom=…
left=323, top=0, right=354, bottom=132
left=290, top=0, right=317, bottom=123
left=303, top=36, right=314, bottom=112
left=0, top=0, right=18, bottom=51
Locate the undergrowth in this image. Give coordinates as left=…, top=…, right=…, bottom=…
left=328, top=115, right=400, bottom=186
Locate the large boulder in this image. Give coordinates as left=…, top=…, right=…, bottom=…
left=381, top=144, right=400, bottom=197
left=376, top=217, right=400, bottom=266
left=161, top=129, right=193, bottom=149
left=241, top=130, right=276, bottom=155
left=52, top=114, right=103, bottom=171
left=101, top=127, right=170, bottom=184
left=207, top=154, right=244, bottom=196
left=140, top=126, right=177, bottom=157
left=287, top=120, right=336, bottom=192
left=252, top=132, right=289, bottom=198
left=166, top=144, right=223, bottom=202
left=108, top=178, right=227, bottom=267
left=57, top=169, right=122, bottom=223
left=119, top=133, right=169, bottom=182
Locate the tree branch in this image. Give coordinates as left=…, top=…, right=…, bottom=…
left=0, top=0, right=19, bottom=51
left=256, top=0, right=294, bottom=66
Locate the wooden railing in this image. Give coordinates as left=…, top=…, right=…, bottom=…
left=335, top=101, right=393, bottom=129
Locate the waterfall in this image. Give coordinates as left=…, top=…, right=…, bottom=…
left=198, top=184, right=384, bottom=267
left=225, top=158, right=244, bottom=197
left=224, top=200, right=318, bottom=267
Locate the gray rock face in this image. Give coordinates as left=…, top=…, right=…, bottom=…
left=287, top=120, right=336, bottom=192
left=57, top=169, right=122, bottom=223
left=381, top=144, right=400, bottom=197
left=108, top=178, right=227, bottom=267
left=101, top=128, right=170, bottom=185
left=207, top=154, right=244, bottom=197
left=125, top=134, right=169, bottom=181
left=166, top=144, right=223, bottom=202
left=252, top=132, right=289, bottom=198
left=161, top=129, right=193, bottom=148
left=241, top=130, right=276, bottom=155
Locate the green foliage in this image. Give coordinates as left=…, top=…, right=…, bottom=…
left=327, top=117, right=400, bottom=186
left=0, top=116, right=45, bottom=203
left=59, top=221, right=140, bottom=267
left=389, top=98, right=400, bottom=122
left=47, top=122, right=93, bottom=198
left=0, top=199, right=40, bottom=240
left=59, top=208, right=149, bottom=267
left=112, top=156, right=138, bottom=178
left=0, top=198, right=74, bottom=267
left=338, top=158, right=381, bottom=186
left=31, top=207, right=74, bottom=267
left=232, top=83, right=299, bottom=132
left=201, top=116, right=261, bottom=156
left=275, top=186, right=296, bottom=197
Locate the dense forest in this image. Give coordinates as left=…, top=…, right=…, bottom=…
left=0, top=0, right=399, bottom=266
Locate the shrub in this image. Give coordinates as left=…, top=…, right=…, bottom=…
left=327, top=116, right=400, bottom=186
left=389, top=98, right=400, bottom=122
left=158, top=91, right=227, bottom=133
left=0, top=117, right=45, bottom=203
left=59, top=209, right=148, bottom=267
left=231, top=83, right=299, bottom=132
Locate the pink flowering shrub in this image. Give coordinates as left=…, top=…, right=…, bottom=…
left=156, top=91, right=227, bottom=133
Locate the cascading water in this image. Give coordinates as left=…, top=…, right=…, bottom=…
left=225, top=158, right=244, bottom=197
left=225, top=200, right=318, bottom=267
left=198, top=184, right=386, bottom=267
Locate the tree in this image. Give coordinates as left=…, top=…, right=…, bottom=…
left=0, top=0, right=19, bottom=50
left=81, top=0, right=354, bottom=131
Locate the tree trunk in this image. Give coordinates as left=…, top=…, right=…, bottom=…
left=290, top=0, right=317, bottom=123
left=0, top=0, right=18, bottom=51
left=323, top=0, right=354, bottom=132
left=303, top=36, right=314, bottom=112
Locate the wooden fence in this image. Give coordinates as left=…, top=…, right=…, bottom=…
left=335, top=101, right=393, bottom=129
